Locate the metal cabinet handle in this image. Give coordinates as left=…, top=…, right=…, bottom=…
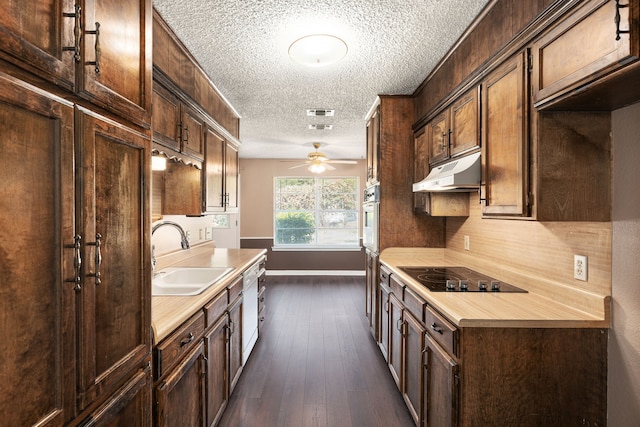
left=615, top=0, right=630, bottom=41
left=431, top=322, right=443, bottom=335
left=87, top=233, right=102, bottom=285
left=180, top=332, right=194, bottom=347
left=63, top=5, right=82, bottom=62
left=85, top=22, right=101, bottom=73
left=66, top=235, right=82, bottom=291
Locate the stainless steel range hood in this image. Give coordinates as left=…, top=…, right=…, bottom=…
left=412, top=152, right=481, bottom=192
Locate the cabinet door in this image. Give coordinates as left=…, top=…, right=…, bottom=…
left=429, top=110, right=449, bottom=165
left=450, top=87, right=479, bottom=157
left=228, top=295, right=243, bottom=394
left=0, top=0, right=76, bottom=90
left=76, top=107, right=151, bottom=410
left=365, top=250, right=379, bottom=339
left=378, top=283, right=390, bottom=362
left=152, top=85, right=181, bottom=151
left=203, top=127, right=225, bottom=212
left=423, top=333, right=459, bottom=427
left=532, top=0, right=640, bottom=107
left=155, top=342, right=207, bottom=427
left=366, top=105, right=380, bottom=183
left=481, top=51, right=529, bottom=217
left=77, top=0, right=152, bottom=125
left=0, top=74, right=76, bottom=426
left=225, top=141, right=239, bottom=210
left=205, top=314, right=228, bottom=427
left=181, top=105, right=205, bottom=160
left=388, top=293, right=403, bottom=390
left=403, top=310, right=426, bottom=426
left=81, top=364, right=152, bottom=426
left=163, top=160, right=203, bottom=216
left=413, top=126, right=430, bottom=214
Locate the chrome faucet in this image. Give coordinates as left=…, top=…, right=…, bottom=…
left=151, top=221, right=190, bottom=269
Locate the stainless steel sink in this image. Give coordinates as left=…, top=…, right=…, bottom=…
left=152, top=267, right=235, bottom=296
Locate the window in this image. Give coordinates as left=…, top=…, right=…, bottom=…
left=274, top=176, right=360, bottom=249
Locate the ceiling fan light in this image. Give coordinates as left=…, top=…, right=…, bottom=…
left=308, top=161, right=326, bottom=174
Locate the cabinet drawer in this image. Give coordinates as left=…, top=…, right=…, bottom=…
left=228, top=276, right=243, bottom=303
left=425, top=306, right=458, bottom=357
left=379, top=266, right=391, bottom=290
left=390, top=275, right=405, bottom=298
left=205, top=290, right=227, bottom=327
left=403, top=287, right=426, bottom=323
left=155, top=311, right=205, bottom=378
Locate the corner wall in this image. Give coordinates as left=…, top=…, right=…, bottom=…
left=609, top=101, right=640, bottom=425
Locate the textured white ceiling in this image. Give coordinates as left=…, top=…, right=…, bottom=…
left=153, top=0, right=490, bottom=160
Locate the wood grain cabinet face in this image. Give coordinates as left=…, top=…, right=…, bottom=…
left=205, top=314, right=229, bottom=427
left=365, top=250, right=379, bottom=340
left=203, top=127, right=239, bottom=213
left=77, top=0, right=152, bottom=125
left=0, top=0, right=77, bottom=90
left=429, top=87, right=480, bottom=167
left=366, top=105, right=380, bottom=184
left=155, top=342, right=207, bottom=427
left=227, top=293, right=244, bottom=394
left=388, top=292, right=403, bottom=390
left=76, top=107, right=152, bottom=410
left=378, top=268, right=391, bottom=362
left=0, top=74, right=76, bottom=427
left=402, top=309, right=426, bottom=426
left=481, top=51, right=530, bottom=217
left=423, top=334, right=459, bottom=427
left=531, top=0, right=640, bottom=108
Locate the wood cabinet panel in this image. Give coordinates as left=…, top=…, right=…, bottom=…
left=81, top=364, right=152, bottom=426
left=155, top=311, right=205, bottom=379
left=0, top=0, right=76, bottom=90
left=388, top=292, right=403, bottom=390
left=532, top=0, right=640, bottom=108
left=205, top=314, right=229, bottom=427
left=428, top=110, right=449, bottom=165
left=77, top=0, right=152, bottom=125
left=155, top=342, right=206, bottom=427
left=204, top=127, right=225, bottom=211
left=152, top=85, right=181, bottom=151
left=0, top=74, right=76, bottom=426
left=181, top=105, right=205, bottom=160
left=423, top=333, right=459, bottom=427
left=365, top=250, right=379, bottom=339
left=162, top=161, right=202, bottom=216
left=402, top=309, right=426, bottom=426
left=481, top=51, right=529, bottom=217
left=76, top=107, right=152, bottom=410
left=228, top=294, right=243, bottom=394
left=449, top=87, right=480, bottom=157
left=225, top=141, right=239, bottom=210
left=366, top=104, right=380, bottom=184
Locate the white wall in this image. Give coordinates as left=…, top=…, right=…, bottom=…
left=609, top=101, right=640, bottom=425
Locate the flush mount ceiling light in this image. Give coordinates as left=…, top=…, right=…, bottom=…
left=289, top=34, right=348, bottom=67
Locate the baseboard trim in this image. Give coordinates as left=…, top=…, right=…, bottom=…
left=265, top=270, right=365, bottom=276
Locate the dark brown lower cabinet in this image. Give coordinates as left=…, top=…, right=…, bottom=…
left=228, top=294, right=244, bottom=394
left=378, top=281, right=391, bottom=361
left=403, top=310, right=427, bottom=425
left=205, top=314, right=229, bottom=427
left=423, top=333, right=459, bottom=427
left=155, top=342, right=207, bottom=426
left=388, top=293, right=403, bottom=389
left=82, top=363, right=153, bottom=426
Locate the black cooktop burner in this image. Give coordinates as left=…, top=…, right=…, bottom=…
left=398, top=266, right=527, bottom=293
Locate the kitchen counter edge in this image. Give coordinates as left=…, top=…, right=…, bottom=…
left=151, top=243, right=267, bottom=343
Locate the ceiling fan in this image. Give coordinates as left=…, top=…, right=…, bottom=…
left=288, top=143, right=357, bottom=173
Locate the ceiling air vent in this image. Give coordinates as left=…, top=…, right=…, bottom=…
left=306, top=109, right=335, bottom=117
left=308, top=124, right=333, bottom=130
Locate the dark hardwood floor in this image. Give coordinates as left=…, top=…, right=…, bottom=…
left=219, top=275, right=414, bottom=427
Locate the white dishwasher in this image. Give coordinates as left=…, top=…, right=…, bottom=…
left=242, top=261, right=260, bottom=364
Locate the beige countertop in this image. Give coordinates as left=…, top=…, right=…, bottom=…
left=151, top=242, right=267, bottom=343
left=380, top=247, right=610, bottom=328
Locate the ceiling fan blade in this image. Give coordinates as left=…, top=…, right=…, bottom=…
left=326, top=160, right=358, bottom=164
left=288, top=163, right=310, bottom=169
left=324, top=163, right=336, bottom=171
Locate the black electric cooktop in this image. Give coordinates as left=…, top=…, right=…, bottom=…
left=398, top=266, right=527, bottom=293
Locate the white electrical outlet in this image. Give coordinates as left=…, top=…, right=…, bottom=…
left=185, top=230, right=191, bottom=242
left=574, top=255, right=588, bottom=281
left=199, top=228, right=204, bottom=240
left=464, top=235, right=470, bottom=251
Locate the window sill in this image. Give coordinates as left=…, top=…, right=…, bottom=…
left=272, top=246, right=363, bottom=252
